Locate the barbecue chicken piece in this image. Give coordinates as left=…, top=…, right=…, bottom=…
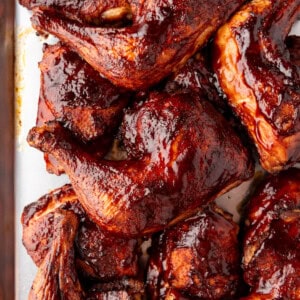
left=214, top=0, right=300, bottom=173
left=28, top=209, right=85, bottom=300
left=76, top=218, right=139, bottom=280
left=27, top=92, right=254, bottom=236
left=38, top=43, right=130, bottom=142
left=165, top=50, right=226, bottom=111
left=31, top=0, right=244, bottom=90
left=241, top=168, right=300, bottom=299
left=21, top=184, right=139, bottom=281
left=37, top=43, right=130, bottom=174
left=37, top=98, right=113, bottom=175
left=147, top=205, right=241, bottom=299
left=86, top=279, right=144, bottom=300
left=19, top=0, right=132, bottom=25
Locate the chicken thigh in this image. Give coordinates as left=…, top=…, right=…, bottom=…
left=147, top=205, right=241, bottom=299
left=242, top=168, right=300, bottom=299
left=214, top=0, right=300, bottom=172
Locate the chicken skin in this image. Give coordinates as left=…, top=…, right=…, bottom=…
left=164, top=50, right=226, bottom=111
left=21, top=184, right=139, bottom=281
left=19, top=0, right=132, bottom=25
left=38, top=43, right=130, bottom=142
left=37, top=43, right=130, bottom=174
left=214, top=0, right=300, bottom=172
left=241, top=168, right=300, bottom=299
left=86, top=280, right=144, bottom=300
left=28, top=209, right=85, bottom=300
left=30, top=0, right=244, bottom=90
left=27, top=92, right=253, bottom=237
left=147, top=205, right=241, bottom=299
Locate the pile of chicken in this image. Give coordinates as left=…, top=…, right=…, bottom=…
left=20, top=0, right=300, bottom=299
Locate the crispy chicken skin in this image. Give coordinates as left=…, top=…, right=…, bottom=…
left=19, top=0, right=132, bottom=24
left=27, top=92, right=253, bottom=236
left=30, top=0, right=244, bottom=90
left=241, top=168, right=300, bottom=299
left=147, top=205, right=241, bottom=299
left=214, top=0, right=300, bottom=172
left=28, top=209, right=85, bottom=300
left=37, top=43, right=130, bottom=174
left=21, top=184, right=139, bottom=281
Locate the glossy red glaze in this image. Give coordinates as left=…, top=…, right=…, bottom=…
left=30, top=0, right=244, bottom=90
left=21, top=184, right=139, bottom=281
left=39, top=43, right=130, bottom=142
left=214, top=0, right=300, bottom=172
left=19, top=0, right=131, bottom=24
left=27, top=92, right=254, bottom=236
left=76, top=218, right=139, bottom=280
left=164, top=50, right=227, bottom=110
left=36, top=43, right=130, bottom=174
left=147, top=206, right=241, bottom=299
left=242, top=168, right=300, bottom=299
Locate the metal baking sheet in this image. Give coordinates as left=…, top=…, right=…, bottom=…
left=14, top=3, right=300, bottom=299
left=0, top=0, right=14, bottom=298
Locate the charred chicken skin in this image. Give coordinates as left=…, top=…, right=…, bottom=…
left=242, top=168, right=300, bottom=299
left=21, top=184, right=139, bottom=281
left=28, top=209, right=85, bottom=300
left=30, top=0, right=244, bottom=90
left=147, top=205, right=241, bottom=299
left=37, top=43, right=130, bottom=174
left=27, top=91, right=254, bottom=237
left=19, top=0, right=132, bottom=25
left=214, top=0, right=300, bottom=173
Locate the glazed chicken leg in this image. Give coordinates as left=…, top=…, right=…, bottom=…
left=19, top=0, right=132, bottom=24
left=27, top=92, right=253, bottom=236
left=37, top=43, right=130, bottom=174
left=38, top=43, right=130, bottom=143
left=31, top=0, right=244, bottom=90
